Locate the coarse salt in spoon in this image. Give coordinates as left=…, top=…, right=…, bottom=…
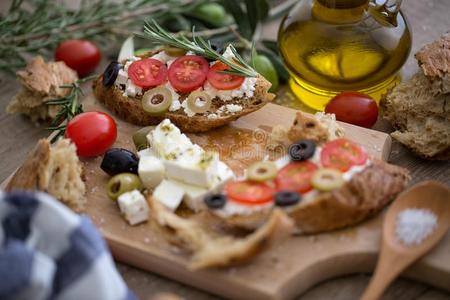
left=361, top=181, right=450, bottom=300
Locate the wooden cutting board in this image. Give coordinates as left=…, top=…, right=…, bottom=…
left=4, top=97, right=450, bottom=300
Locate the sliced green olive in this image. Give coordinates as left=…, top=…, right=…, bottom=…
left=164, top=47, right=187, bottom=57
left=247, top=161, right=277, bottom=182
left=187, top=91, right=212, bottom=114
left=132, top=126, right=155, bottom=151
left=142, top=87, right=172, bottom=116
left=311, top=168, right=345, bottom=192
left=107, top=173, right=142, bottom=200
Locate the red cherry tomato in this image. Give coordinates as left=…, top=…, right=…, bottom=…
left=128, top=59, right=167, bottom=88
left=225, top=180, right=275, bottom=205
left=168, top=55, right=209, bottom=92
left=325, top=91, right=379, bottom=128
left=275, top=161, right=318, bottom=194
left=65, top=112, right=117, bottom=157
left=55, top=40, right=101, bottom=77
left=321, top=138, right=368, bottom=172
left=207, top=61, right=245, bottom=90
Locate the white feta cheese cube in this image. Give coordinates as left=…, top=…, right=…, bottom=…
left=153, top=180, right=185, bottom=211
left=124, top=56, right=140, bottom=71
left=147, top=119, right=192, bottom=159
left=275, top=155, right=291, bottom=170
left=138, top=156, right=165, bottom=189
left=222, top=45, right=235, bottom=60
left=163, top=152, right=219, bottom=188
left=138, top=148, right=156, bottom=158
left=169, top=180, right=209, bottom=212
left=115, top=69, right=128, bottom=86
left=211, top=161, right=235, bottom=191
left=124, top=79, right=142, bottom=97
left=151, top=51, right=176, bottom=63
left=225, top=104, right=243, bottom=113
left=117, top=190, right=149, bottom=226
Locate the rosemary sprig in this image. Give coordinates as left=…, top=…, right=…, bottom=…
left=141, top=20, right=257, bottom=77
left=47, top=75, right=97, bottom=143
left=0, top=0, right=201, bottom=74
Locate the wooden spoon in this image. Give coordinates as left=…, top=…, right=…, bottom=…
left=361, top=181, right=450, bottom=300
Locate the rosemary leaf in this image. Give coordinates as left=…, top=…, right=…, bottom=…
left=45, top=74, right=97, bottom=143
left=141, top=20, right=257, bottom=77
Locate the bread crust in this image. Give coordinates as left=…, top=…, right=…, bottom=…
left=6, top=139, right=51, bottom=191
left=214, top=160, right=410, bottom=234
left=6, top=56, right=78, bottom=122
left=149, top=197, right=294, bottom=269
left=6, top=139, right=86, bottom=212
left=381, top=72, right=450, bottom=160
left=415, top=33, right=450, bottom=94
left=92, top=67, right=275, bottom=133
left=288, top=160, right=409, bottom=234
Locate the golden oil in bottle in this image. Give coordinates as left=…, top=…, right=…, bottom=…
left=278, top=0, right=411, bottom=111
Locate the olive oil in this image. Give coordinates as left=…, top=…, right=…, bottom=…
left=278, top=0, right=411, bottom=110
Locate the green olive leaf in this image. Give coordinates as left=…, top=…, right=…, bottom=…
left=245, top=0, right=270, bottom=37
left=220, top=0, right=251, bottom=39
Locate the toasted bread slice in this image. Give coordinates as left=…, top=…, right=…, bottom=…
left=93, top=53, right=275, bottom=133
left=214, top=160, right=410, bottom=234
left=6, top=139, right=86, bottom=212
left=149, top=197, right=294, bottom=269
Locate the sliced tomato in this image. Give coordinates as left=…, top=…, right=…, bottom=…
left=207, top=61, right=245, bottom=90
left=225, top=180, right=275, bottom=205
left=275, top=161, right=318, bottom=194
left=128, top=58, right=167, bottom=88
left=321, top=138, right=368, bottom=172
left=168, top=55, right=209, bottom=92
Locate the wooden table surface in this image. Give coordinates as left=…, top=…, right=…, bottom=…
left=1, top=0, right=449, bottom=299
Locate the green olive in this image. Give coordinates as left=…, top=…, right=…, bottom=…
left=190, top=3, right=229, bottom=27
left=311, top=168, right=345, bottom=192
left=164, top=47, right=187, bottom=57
left=132, top=126, right=155, bottom=151
left=187, top=91, right=212, bottom=114
left=253, top=55, right=279, bottom=92
left=107, top=173, right=142, bottom=200
left=142, top=87, right=172, bottom=116
left=247, top=161, right=277, bottom=182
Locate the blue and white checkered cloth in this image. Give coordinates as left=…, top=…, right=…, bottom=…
left=0, top=191, right=137, bottom=300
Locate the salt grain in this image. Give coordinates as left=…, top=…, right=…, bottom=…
left=395, top=208, right=437, bottom=246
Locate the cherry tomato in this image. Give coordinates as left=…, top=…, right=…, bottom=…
left=66, top=112, right=117, bottom=157
left=325, top=91, right=378, bottom=128
left=321, top=138, right=368, bottom=172
left=168, top=55, right=209, bottom=92
left=55, top=40, right=101, bottom=77
left=275, top=161, right=318, bottom=194
left=207, top=61, right=245, bottom=90
left=128, top=59, right=167, bottom=88
left=225, top=180, right=275, bottom=205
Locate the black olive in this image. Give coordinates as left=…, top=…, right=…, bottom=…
left=100, top=148, right=139, bottom=176
left=274, top=191, right=301, bottom=207
left=210, top=43, right=223, bottom=54
left=205, top=43, right=223, bottom=62
left=204, top=194, right=227, bottom=209
left=288, top=140, right=316, bottom=161
left=102, top=61, right=121, bottom=87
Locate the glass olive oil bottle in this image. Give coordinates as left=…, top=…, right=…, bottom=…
left=278, top=0, right=411, bottom=110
